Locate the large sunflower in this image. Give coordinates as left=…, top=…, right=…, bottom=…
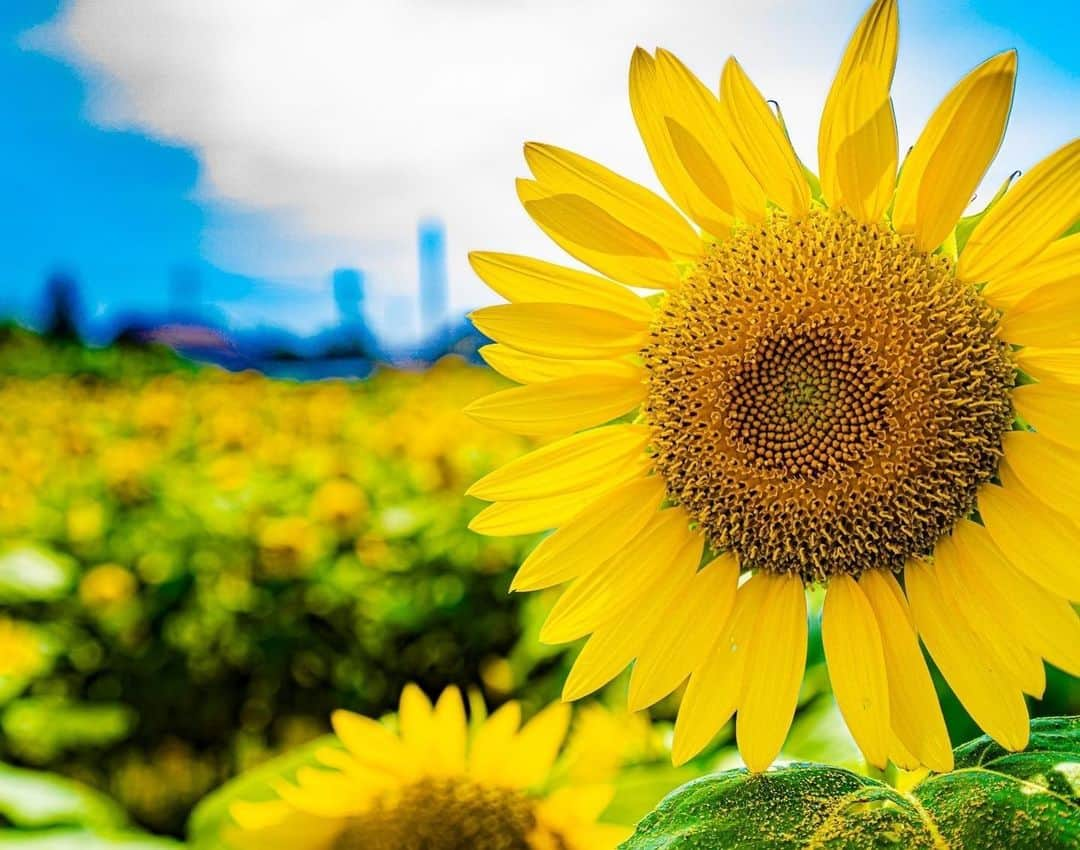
left=226, top=685, right=630, bottom=850
left=466, top=0, right=1080, bottom=773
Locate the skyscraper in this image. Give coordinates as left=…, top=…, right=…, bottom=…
left=332, top=267, right=365, bottom=321
left=417, top=218, right=448, bottom=336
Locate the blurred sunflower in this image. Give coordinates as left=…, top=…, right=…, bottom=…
left=0, top=617, right=44, bottom=680
left=466, top=0, right=1080, bottom=772
left=226, top=685, right=629, bottom=850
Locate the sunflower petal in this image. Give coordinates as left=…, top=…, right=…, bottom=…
left=905, top=559, right=1029, bottom=751
left=524, top=143, right=701, bottom=259
left=539, top=508, right=699, bottom=643
left=512, top=476, right=666, bottom=592
left=518, top=179, right=681, bottom=289
left=978, top=469, right=1080, bottom=602
left=957, top=139, right=1080, bottom=284
left=628, top=552, right=740, bottom=711
left=859, top=570, right=952, bottom=772
left=469, top=252, right=653, bottom=319
left=469, top=701, right=522, bottom=784
left=951, top=519, right=1080, bottom=676
left=737, top=573, right=808, bottom=772
left=467, top=425, right=651, bottom=502
left=981, top=233, right=1080, bottom=308
left=671, top=573, right=768, bottom=766
left=469, top=302, right=648, bottom=361
left=718, top=57, right=810, bottom=216
left=1012, top=381, right=1080, bottom=449
left=504, top=702, right=571, bottom=789
left=934, top=533, right=1046, bottom=698
left=479, top=345, right=641, bottom=386
left=818, top=0, right=899, bottom=219
left=464, top=373, right=645, bottom=437
left=892, top=51, right=1016, bottom=251
left=468, top=485, right=611, bottom=537
left=822, top=575, right=890, bottom=769
left=1001, top=430, right=1080, bottom=509
left=1013, top=345, right=1080, bottom=386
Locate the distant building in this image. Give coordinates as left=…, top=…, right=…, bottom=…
left=332, top=268, right=365, bottom=320
left=418, top=219, right=448, bottom=336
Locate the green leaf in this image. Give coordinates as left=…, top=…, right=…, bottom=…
left=0, top=763, right=126, bottom=830
left=2, top=700, right=134, bottom=762
left=619, top=716, right=1079, bottom=850
left=187, top=734, right=339, bottom=848
left=0, top=547, right=75, bottom=603
left=0, top=828, right=182, bottom=849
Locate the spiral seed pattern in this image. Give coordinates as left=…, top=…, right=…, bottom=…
left=334, top=777, right=565, bottom=850
left=643, top=210, right=1014, bottom=582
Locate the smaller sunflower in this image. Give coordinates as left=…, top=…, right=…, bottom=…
left=226, top=685, right=630, bottom=850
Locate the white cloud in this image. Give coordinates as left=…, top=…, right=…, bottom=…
left=37, top=0, right=1080, bottom=323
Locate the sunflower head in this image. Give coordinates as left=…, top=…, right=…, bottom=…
left=226, top=685, right=630, bottom=850
left=467, top=0, right=1080, bottom=775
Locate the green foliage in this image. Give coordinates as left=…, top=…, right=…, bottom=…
left=619, top=716, right=1080, bottom=849
left=186, top=735, right=338, bottom=849
left=0, top=762, right=180, bottom=849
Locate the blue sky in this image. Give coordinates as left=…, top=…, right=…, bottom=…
left=2, top=0, right=1077, bottom=339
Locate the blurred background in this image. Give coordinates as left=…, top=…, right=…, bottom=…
left=0, top=1, right=1077, bottom=847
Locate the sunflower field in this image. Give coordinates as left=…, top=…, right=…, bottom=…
left=0, top=324, right=1076, bottom=849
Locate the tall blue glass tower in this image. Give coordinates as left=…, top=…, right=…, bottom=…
left=418, top=218, right=448, bottom=336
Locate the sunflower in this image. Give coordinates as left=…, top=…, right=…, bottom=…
left=226, top=685, right=630, bottom=850
left=465, top=0, right=1080, bottom=774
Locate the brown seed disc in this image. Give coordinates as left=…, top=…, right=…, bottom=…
left=643, top=210, right=1015, bottom=583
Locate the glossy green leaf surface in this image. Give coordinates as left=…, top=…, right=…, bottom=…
left=620, top=716, right=1079, bottom=849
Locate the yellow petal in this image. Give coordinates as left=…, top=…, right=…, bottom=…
left=823, top=63, right=898, bottom=222
left=629, top=48, right=738, bottom=236
left=999, top=266, right=1080, bottom=347
left=539, top=508, right=699, bottom=644
left=479, top=345, right=640, bottom=385
left=468, top=486, right=610, bottom=537
left=978, top=469, right=1080, bottom=601
left=398, top=683, right=435, bottom=755
left=562, top=540, right=697, bottom=701
left=464, top=373, right=645, bottom=437
left=512, top=476, right=666, bottom=592
left=1012, top=381, right=1080, bottom=449
left=718, top=57, right=809, bottom=216
left=628, top=552, right=740, bottom=711
left=818, top=0, right=899, bottom=219
left=859, top=570, right=952, bottom=772
left=934, top=533, right=1045, bottom=698
left=822, top=575, right=890, bottom=769
left=737, top=573, right=808, bottom=772
left=504, top=702, right=571, bottom=789
left=469, top=701, right=522, bottom=783
left=905, top=559, right=1029, bottom=751
left=671, top=573, right=769, bottom=766
left=957, top=139, right=1080, bottom=283
left=981, top=232, right=1080, bottom=308
left=951, top=519, right=1080, bottom=677
left=469, top=302, right=648, bottom=361
left=524, top=142, right=701, bottom=260
left=467, top=425, right=651, bottom=502
left=518, top=179, right=681, bottom=289
left=1001, top=430, right=1080, bottom=509
left=469, top=252, right=653, bottom=320
left=651, top=49, right=768, bottom=224
left=1013, top=346, right=1080, bottom=386
left=892, top=51, right=1016, bottom=251
left=431, top=686, right=467, bottom=774
left=331, top=710, right=412, bottom=776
